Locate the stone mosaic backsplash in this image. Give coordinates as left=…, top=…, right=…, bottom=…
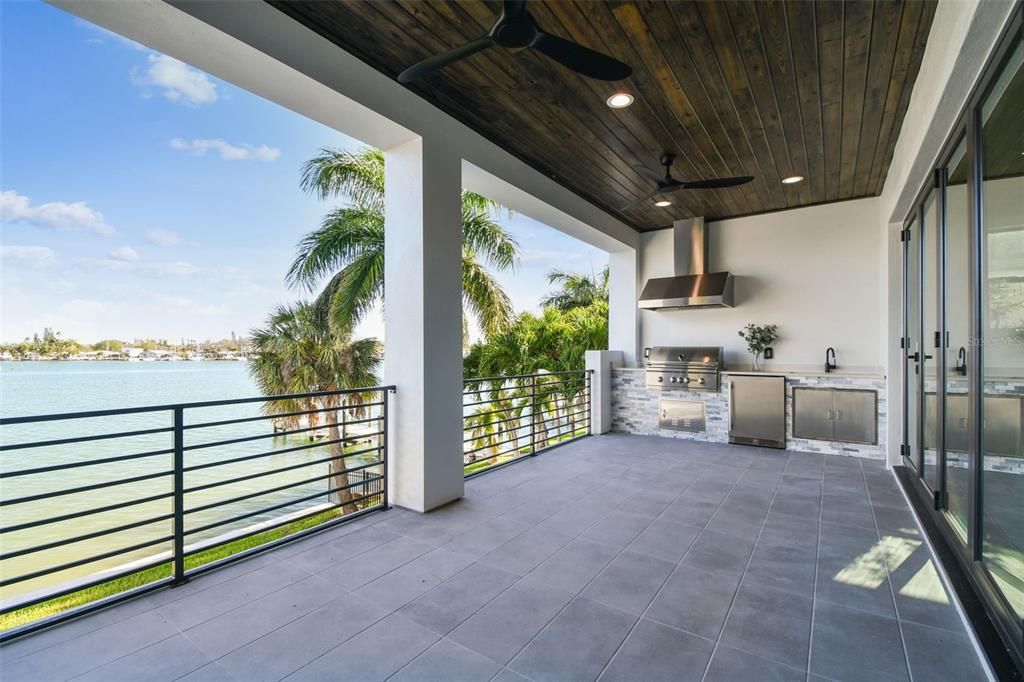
left=610, top=368, right=887, bottom=461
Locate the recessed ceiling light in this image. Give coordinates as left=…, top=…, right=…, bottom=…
left=782, top=175, right=804, bottom=184
left=654, top=199, right=672, bottom=207
left=606, top=92, right=634, bottom=109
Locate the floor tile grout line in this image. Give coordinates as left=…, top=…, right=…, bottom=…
left=591, top=451, right=776, bottom=682
left=805, top=454, right=828, bottom=682
left=700, top=448, right=802, bottom=675
left=863, top=459, right=915, bottom=682
left=502, top=453, right=732, bottom=678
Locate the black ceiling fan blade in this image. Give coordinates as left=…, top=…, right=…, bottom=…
left=632, top=164, right=666, bottom=184
left=503, top=0, right=528, bottom=18
left=398, top=37, right=493, bottom=83
left=679, top=176, right=754, bottom=190
left=530, top=31, right=632, bottom=81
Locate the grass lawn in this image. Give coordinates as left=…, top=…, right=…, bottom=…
left=0, top=501, right=378, bottom=632
left=463, top=428, right=588, bottom=475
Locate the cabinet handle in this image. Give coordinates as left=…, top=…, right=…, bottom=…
left=836, top=410, right=843, bottom=421
left=826, top=409, right=833, bottom=420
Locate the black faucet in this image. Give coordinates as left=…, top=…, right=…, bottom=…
left=956, top=346, right=967, bottom=376
left=825, top=347, right=837, bottom=373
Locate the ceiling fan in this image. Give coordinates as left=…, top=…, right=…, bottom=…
left=397, top=0, right=632, bottom=84
left=625, top=154, right=754, bottom=210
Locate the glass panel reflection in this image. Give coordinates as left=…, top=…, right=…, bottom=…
left=980, top=29, right=1024, bottom=621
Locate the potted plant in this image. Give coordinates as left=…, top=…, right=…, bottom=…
left=738, top=323, right=778, bottom=371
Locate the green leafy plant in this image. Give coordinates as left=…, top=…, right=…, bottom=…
left=738, top=323, right=779, bottom=370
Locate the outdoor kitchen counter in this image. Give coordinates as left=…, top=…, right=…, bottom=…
left=610, top=367, right=888, bottom=460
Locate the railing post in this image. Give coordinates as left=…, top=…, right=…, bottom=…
left=172, top=406, right=187, bottom=586
left=529, top=375, right=537, bottom=456
left=587, top=370, right=593, bottom=436
left=382, top=387, right=392, bottom=510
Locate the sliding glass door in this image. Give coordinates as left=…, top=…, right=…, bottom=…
left=900, top=10, right=1023, bottom=671
left=979, top=26, right=1024, bottom=625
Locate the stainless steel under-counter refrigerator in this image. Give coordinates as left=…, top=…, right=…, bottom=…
left=727, top=373, right=786, bottom=449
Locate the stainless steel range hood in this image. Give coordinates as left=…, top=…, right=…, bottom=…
left=638, top=217, right=735, bottom=309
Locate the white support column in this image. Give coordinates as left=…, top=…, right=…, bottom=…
left=608, top=247, right=640, bottom=367
left=384, top=137, right=464, bottom=512
left=586, top=350, right=624, bottom=434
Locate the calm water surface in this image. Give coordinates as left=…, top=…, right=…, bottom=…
left=0, top=361, right=381, bottom=601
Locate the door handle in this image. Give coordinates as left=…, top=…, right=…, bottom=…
left=836, top=410, right=843, bottom=421
left=826, top=409, right=833, bottom=420
left=907, top=352, right=920, bottom=362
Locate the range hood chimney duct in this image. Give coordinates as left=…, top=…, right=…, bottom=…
left=638, top=217, right=735, bottom=309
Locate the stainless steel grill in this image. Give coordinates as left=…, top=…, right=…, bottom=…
left=644, top=346, right=724, bottom=391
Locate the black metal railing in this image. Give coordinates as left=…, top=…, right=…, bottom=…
left=463, top=369, right=592, bottom=476
left=0, top=386, right=394, bottom=640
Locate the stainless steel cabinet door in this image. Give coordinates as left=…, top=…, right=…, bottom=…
left=729, top=375, right=785, bottom=446
left=792, top=388, right=835, bottom=441
left=983, top=396, right=1022, bottom=457
left=833, top=389, right=877, bottom=445
left=946, top=394, right=969, bottom=453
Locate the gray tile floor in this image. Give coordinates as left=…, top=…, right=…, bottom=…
left=1, top=435, right=991, bottom=681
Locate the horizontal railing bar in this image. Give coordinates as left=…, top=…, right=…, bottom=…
left=0, top=558, right=172, bottom=618
left=534, top=409, right=591, bottom=427
left=0, top=534, right=174, bottom=588
left=464, top=447, right=529, bottom=465
left=0, top=386, right=396, bottom=425
left=0, top=512, right=175, bottom=561
left=0, top=425, right=174, bottom=452
left=0, top=492, right=174, bottom=534
left=461, top=411, right=532, bottom=436
left=183, top=414, right=382, bottom=452
left=0, top=469, right=174, bottom=507
left=181, top=438, right=381, bottom=473
left=463, top=369, right=591, bottom=384
left=463, top=432, right=530, bottom=456
left=462, top=376, right=590, bottom=396
left=184, top=476, right=383, bottom=537
left=462, top=404, right=529, bottom=420
left=183, top=501, right=383, bottom=579
left=183, top=403, right=383, bottom=431
left=461, top=404, right=589, bottom=437
left=183, top=453, right=381, bottom=494
left=0, top=447, right=175, bottom=479
left=461, top=382, right=588, bottom=406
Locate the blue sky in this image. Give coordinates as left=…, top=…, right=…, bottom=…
left=0, top=1, right=607, bottom=345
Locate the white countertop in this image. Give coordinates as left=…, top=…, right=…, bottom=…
left=614, top=366, right=885, bottom=380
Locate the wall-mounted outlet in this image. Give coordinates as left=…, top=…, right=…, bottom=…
left=763, top=347, right=774, bottom=359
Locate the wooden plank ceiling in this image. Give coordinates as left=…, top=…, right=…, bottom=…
left=270, top=0, right=937, bottom=232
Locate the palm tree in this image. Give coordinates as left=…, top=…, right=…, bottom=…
left=249, top=302, right=381, bottom=514
left=287, top=147, right=519, bottom=339
left=540, top=266, right=609, bottom=311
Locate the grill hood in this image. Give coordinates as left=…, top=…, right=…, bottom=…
left=638, top=218, right=735, bottom=310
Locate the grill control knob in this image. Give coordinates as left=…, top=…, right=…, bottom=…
left=670, top=377, right=677, bottom=383
left=683, top=377, right=691, bottom=384
left=657, top=376, right=663, bottom=383
left=698, top=377, right=706, bottom=385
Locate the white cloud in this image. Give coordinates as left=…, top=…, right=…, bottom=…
left=1, top=245, right=58, bottom=268
left=169, top=138, right=280, bottom=161
left=133, top=54, right=217, bottom=106
left=1, top=190, right=115, bottom=236
left=145, top=228, right=186, bottom=247
left=109, top=246, right=139, bottom=262
left=78, top=257, right=198, bottom=277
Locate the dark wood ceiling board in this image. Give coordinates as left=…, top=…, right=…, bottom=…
left=786, top=0, right=828, bottom=203
left=396, top=0, right=672, bottom=216
left=440, top=0, right=694, bottom=213
left=319, top=1, right=648, bottom=223
left=533, top=1, right=729, bottom=220
left=816, top=0, right=845, bottom=202
left=753, top=0, right=814, bottom=206
left=852, top=0, right=904, bottom=198
left=867, top=0, right=935, bottom=194
left=663, top=1, right=783, bottom=212
left=838, top=0, right=874, bottom=200
left=720, top=2, right=802, bottom=207
left=619, top=1, right=762, bottom=216
left=602, top=2, right=751, bottom=219
left=696, top=1, right=792, bottom=212
left=270, top=1, right=937, bottom=231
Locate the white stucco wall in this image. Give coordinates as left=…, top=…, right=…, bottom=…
left=637, top=198, right=883, bottom=372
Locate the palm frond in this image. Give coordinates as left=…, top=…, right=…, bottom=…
left=300, top=147, right=384, bottom=210
left=462, top=251, right=514, bottom=340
